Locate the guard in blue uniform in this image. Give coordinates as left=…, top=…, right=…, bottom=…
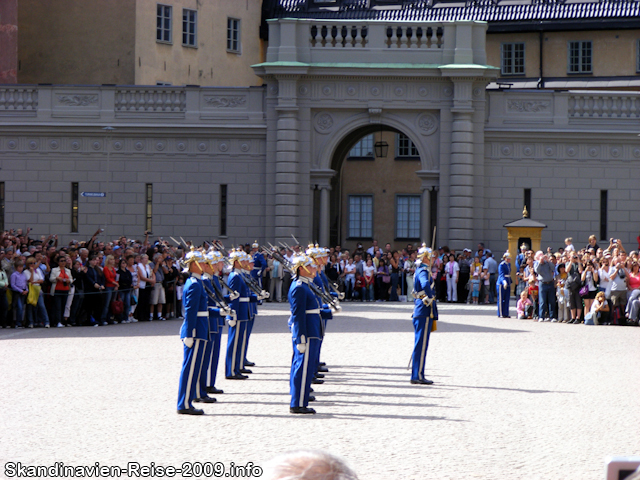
left=225, top=250, right=257, bottom=379
left=241, top=254, right=268, bottom=372
left=307, top=245, right=336, bottom=382
left=410, top=244, right=438, bottom=385
left=497, top=251, right=512, bottom=318
left=250, top=241, right=267, bottom=290
left=177, top=248, right=211, bottom=415
left=288, top=254, right=324, bottom=414
left=202, top=250, right=231, bottom=396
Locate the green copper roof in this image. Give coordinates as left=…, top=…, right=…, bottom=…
left=253, top=61, right=497, bottom=70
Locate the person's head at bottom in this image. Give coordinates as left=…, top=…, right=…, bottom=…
left=262, top=450, right=358, bottom=480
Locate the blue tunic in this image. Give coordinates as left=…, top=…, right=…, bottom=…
left=496, top=260, right=512, bottom=317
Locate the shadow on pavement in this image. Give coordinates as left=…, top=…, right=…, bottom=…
left=0, top=304, right=527, bottom=340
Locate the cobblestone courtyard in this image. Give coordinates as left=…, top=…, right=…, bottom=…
left=1, top=302, right=639, bottom=479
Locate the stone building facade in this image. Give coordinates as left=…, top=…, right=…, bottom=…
left=16, top=0, right=265, bottom=87
left=0, top=17, right=638, bottom=253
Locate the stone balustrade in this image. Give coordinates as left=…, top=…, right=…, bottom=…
left=0, top=87, right=39, bottom=112
left=568, top=93, right=640, bottom=119
left=263, top=19, right=487, bottom=66
left=0, top=85, right=265, bottom=125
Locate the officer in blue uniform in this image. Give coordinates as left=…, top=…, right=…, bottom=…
left=288, top=254, right=324, bottom=414
left=177, top=248, right=211, bottom=415
left=201, top=250, right=231, bottom=396
left=497, top=251, right=512, bottom=318
left=225, top=250, right=257, bottom=379
left=410, top=244, right=438, bottom=385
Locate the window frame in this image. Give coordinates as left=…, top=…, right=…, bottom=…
left=636, top=39, right=640, bottom=73
left=145, top=183, right=153, bottom=233
left=347, top=194, right=374, bottom=240
left=347, top=134, right=375, bottom=160
left=567, top=40, right=593, bottom=75
left=182, top=8, right=197, bottom=48
left=500, top=42, right=526, bottom=76
left=395, top=195, right=421, bottom=241
left=227, top=17, right=241, bottom=54
left=395, top=133, right=420, bottom=160
left=156, top=4, right=173, bottom=44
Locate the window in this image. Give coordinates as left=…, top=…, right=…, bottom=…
left=145, top=184, right=153, bottom=232
left=524, top=188, right=531, bottom=218
left=348, top=134, right=374, bottom=158
left=348, top=195, right=373, bottom=238
left=396, top=133, right=419, bottom=158
left=157, top=4, right=172, bottom=43
left=396, top=195, right=421, bottom=239
left=600, top=190, right=607, bottom=241
left=501, top=43, right=525, bottom=75
left=220, top=184, right=227, bottom=237
left=227, top=18, right=241, bottom=53
left=71, top=183, right=78, bottom=233
left=182, top=9, right=197, bottom=47
left=568, top=41, right=592, bottom=74
left=637, top=39, right=640, bottom=73
left=0, top=182, right=4, bottom=231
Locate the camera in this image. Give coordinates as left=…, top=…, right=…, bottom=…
left=605, top=456, right=640, bottom=480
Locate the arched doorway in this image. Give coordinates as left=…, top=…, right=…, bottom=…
left=312, top=122, right=439, bottom=250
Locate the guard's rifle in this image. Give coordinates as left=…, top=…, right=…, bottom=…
left=202, top=280, right=233, bottom=316
left=265, top=245, right=340, bottom=312
left=208, top=240, right=244, bottom=300
left=328, top=280, right=345, bottom=301
left=211, top=240, right=269, bottom=299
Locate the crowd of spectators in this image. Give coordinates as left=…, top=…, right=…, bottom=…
left=3, top=229, right=639, bottom=329
left=0, top=229, right=184, bottom=328
left=513, top=236, right=640, bottom=325
left=261, top=236, right=640, bottom=327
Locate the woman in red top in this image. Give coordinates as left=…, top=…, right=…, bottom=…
left=628, top=262, right=640, bottom=292
left=49, top=255, right=72, bottom=327
left=100, top=255, right=119, bottom=325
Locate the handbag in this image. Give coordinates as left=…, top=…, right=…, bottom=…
left=584, top=311, right=594, bottom=325
left=579, top=284, right=589, bottom=297
left=110, top=294, right=124, bottom=315
left=27, top=284, right=41, bottom=306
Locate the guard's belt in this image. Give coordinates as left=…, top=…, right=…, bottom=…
left=197, top=312, right=208, bottom=317
left=306, top=309, right=320, bottom=314
left=239, top=297, right=250, bottom=302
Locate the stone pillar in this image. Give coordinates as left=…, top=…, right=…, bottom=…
left=448, top=78, right=475, bottom=249
left=310, top=169, right=336, bottom=247
left=274, top=76, right=299, bottom=242
left=319, top=184, right=332, bottom=247
left=416, top=170, right=439, bottom=246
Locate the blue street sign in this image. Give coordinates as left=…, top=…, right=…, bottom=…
left=81, top=192, right=106, bottom=198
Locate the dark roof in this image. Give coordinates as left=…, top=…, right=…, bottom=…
left=503, top=218, right=547, bottom=228
left=269, top=0, right=640, bottom=24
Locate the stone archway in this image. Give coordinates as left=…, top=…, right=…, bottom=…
left=310, top=117, right=440, bottom=248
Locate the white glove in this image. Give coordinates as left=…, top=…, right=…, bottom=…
left=228, top=319, right=237, bottom=327
left=222, top=306, right=232, bottom=316
left=338, top=292, right=345, bottom=300
left=296, top=343, right=307, bottom=353
left=502, top=280, right=508, bottom=288
left=182, top=337, right=194, bottom=349
left=422, top=296, right=434, bottom=307
left=229, top=291, right=239, bottom=301
left=260, top=290, right=270, bottom=299
left=335, top=304, right=342, bottom=312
